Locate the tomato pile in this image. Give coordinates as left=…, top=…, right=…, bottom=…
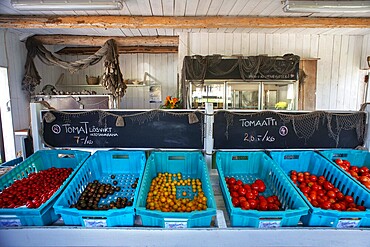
left=334, top=158, right=370, bottom=190
left=145, top=172, right=208, bottom=212
left=225, top=177, right=281, bottom=211
left=0, top=167, right=73, bottom=209
left=70, top=177, right=138, bottom=210
left=289, top=170, right=366, bottom=211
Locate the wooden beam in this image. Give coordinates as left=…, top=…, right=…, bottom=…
left=33, top=35, right=179, bottom=46
left=0, top=15, right=369, bottom=29
left=56, top=46, right=178, bottom=55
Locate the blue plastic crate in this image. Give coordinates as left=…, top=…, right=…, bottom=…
left=319, top=149, right=370, bottom=194
left=0, top=150, right=90, bottom=226
left=1, top=157, right=23, bottom=167
left=135, top=151, right=217, bottom=228
left=269, top=150, right=370, bottom=227
left=53, top=150, right=146, bottom=227
left=216, top=151, right=309, bottom=228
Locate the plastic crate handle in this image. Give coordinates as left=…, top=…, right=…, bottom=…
left=57, top=154, right=75, bottom=159
left=331, top=153, right=348, bottom=158
left=168, top=156, right=186, bottom=160
left=112, top=154, right=129, bottom=159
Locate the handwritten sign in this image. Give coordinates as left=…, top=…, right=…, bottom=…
left=214, top=111, right=365, bottom=149
left=42, top=110, right=204, bottom=149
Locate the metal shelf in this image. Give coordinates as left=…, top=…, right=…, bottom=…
left=1, top=172, right=370, bottom=247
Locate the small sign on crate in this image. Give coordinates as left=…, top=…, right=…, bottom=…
left=336, top=218, right=361, bottom=228
left=164, top=218, right=188, bottom=229
left=258, top=218, right=282, bottom=228
left=83, top=217, right=108, bottom=227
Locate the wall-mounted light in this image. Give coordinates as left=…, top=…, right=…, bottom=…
left=282, top=0, right=370, bottom=13
left=11, top=0, right=123, bottom=11
left=367, top=56, right=370, bottom=68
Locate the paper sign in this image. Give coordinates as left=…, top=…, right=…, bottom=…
left=259, top=220, right=281, bottom=228
left=337, top=219, right=360, bottom=228
left=83, top=218, right=107, bottom=227
left=164, top=218, right=188, bottom=229
left=0, top=218, right=21, bottom=227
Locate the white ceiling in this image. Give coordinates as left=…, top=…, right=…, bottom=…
left=1, top=0, right=370, bottom=36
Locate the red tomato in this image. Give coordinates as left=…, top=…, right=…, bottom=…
left=321, top=201, right=332, bottom=210
left=245, top=192, right=255, bottom=200
left=345, top=195, right=354, bottom=203
left=323, top=181, right=334, bottom=191
left=335, top=159, right=343, bottom=165
left=232, top=197, right=240, bottom=207
left=240, top=201, right=250, bottom=210
left=326, top=190, right=336, bottom=198
left=311, top=184, right=320, bottom=191
left=236, top=180, right=243, bottom=186
left=268, top=203, right=279, bottom=211
left=359, top=176, right=370, bottom=183
left=251, top=189, right=259, bottom=197
left=231, top=191, right=239, bottom=198
left=332, top=203, right=342, bottom=211
left=290, top=175, right=298, bottom=183
left=297, top=176, right=304, bottom=183
left=266, top=196, right=275, bottom=204
left=228, top=177, right=236, bottom=185
left=357, top=205, right=366, bottom=211
left=238, top=187, right=247, bottom=196
left=239, top=196, right=247, bottom=203
left=360, top=166, right=369, bottom=174
left=258, top=201, right=268, bottom=211
left=231, top=184, right=240, bottom=192
left=248, top=199, right=258, bottom=209
left=311, top=200, right=319, bottom=207
left=362, top=181, right=370, bottom=190
left=350, top=166, right=359, bottom=173
left=251, top=183, right=259, bottom=191
left=300, top=186, right=310, bottom=194
left=257, top=183, right=266, bottom=193
left=243, top=184, right=252, bottom=192
left=336, top=192, right=344, bottom=201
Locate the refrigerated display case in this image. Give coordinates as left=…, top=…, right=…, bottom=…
left=189, top=80, right=298, bottom=110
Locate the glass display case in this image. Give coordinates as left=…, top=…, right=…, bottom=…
left=189, top=81, right=298, bottom=110
left=190, top=82, right=225, bottom=109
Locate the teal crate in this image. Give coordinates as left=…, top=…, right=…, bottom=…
left=53, top=150, right=146, bottom=227
left=1, top=157, right=23, bottom=167
left=135, top=151, right=217, bottom=228
left=269, top=150, right=370, bottom=227
left=0, top=150, right=90, bottom=226
left=319, top=149, right=370, bottom=194
left=216, top=151, right=309, bottom=228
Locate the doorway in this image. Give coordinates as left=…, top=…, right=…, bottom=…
left=0, top=109, right=4, bottom=163
left=0, top=67, right=16, bottom=162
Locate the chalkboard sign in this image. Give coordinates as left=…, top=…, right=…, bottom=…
left=42, top=110, right=204, bottom=149
left=213, top=111, right=366, bottom=149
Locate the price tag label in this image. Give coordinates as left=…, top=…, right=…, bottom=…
left=83, top=218, right=107, bottom=227
left=258, top=220, right=281, bottom=228
left=0, top=218, right=21, bottom=227
left=164, top=218, right=188, bottom=229
left=336, top=219, right=360, bottom=228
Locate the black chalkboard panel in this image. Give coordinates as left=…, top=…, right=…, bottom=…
left=213, top=111, right=366, bottom=149
left=42, top=110, right=204, bottom=149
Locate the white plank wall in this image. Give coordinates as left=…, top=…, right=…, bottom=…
left=180, top=32, right=368, bottom=110
left=36, top=53, right=178, bottom=109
